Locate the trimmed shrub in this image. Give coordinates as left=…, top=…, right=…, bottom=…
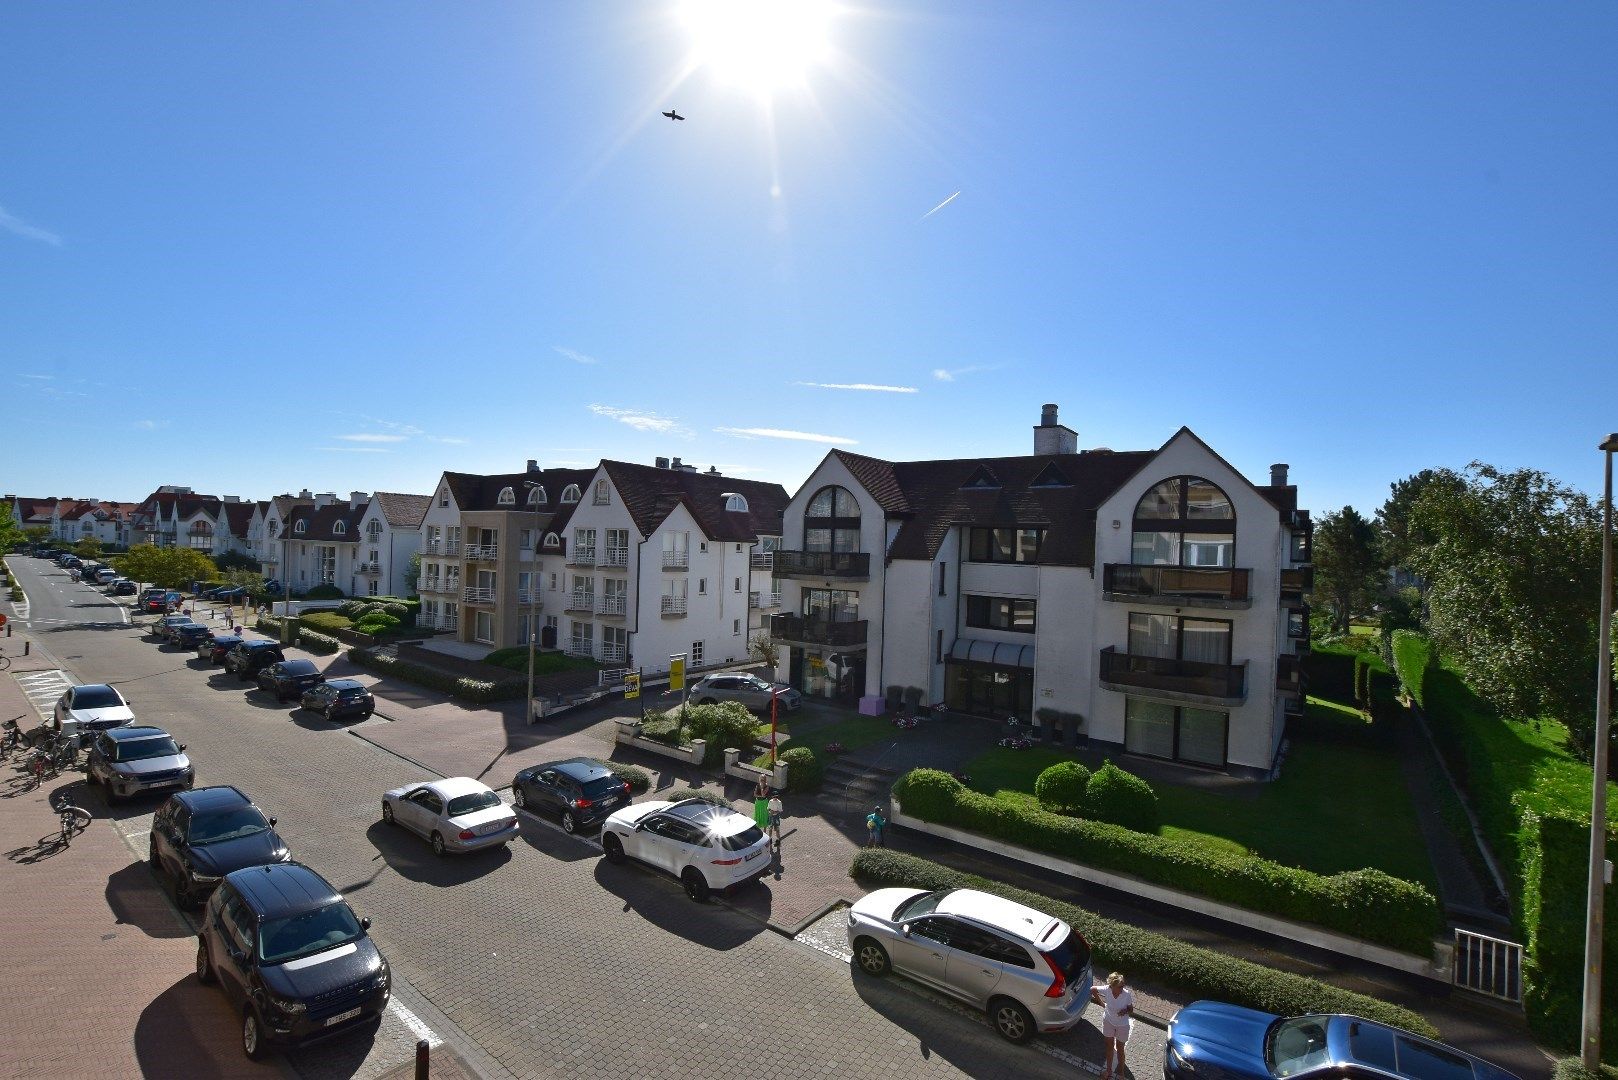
left=604, top=762, right=652, bottom=793
left=640, top=712, right=687, bottom=748
left=337, top=600, right=369, bottom=618
left=1390, top=630, right=1434, bottom=708
left=850, top=849, right=1438, bottom=1037
left=297, top=629, right=341, bottom=655
left=1033, top=761, right=1091, bottom=814
left=892, top=768, right=1439, bottom=954
left=304, top=583, right=344, bottom=600
left=355, top=612, right=401, bottom=633
left=381, top=602, right=408, bottom=619
left=778, top=746, right=821, bottom=793
left=669, top=787, right=730, bottom=807
left=1085, top=761, right=1159, bottom=833
left=345, top=647, right=525, bottom=703
left=482, top=648, right=600, bottom=675
left=1303, top=644, right=1356, bottom=700
left=680, top=701, right=761, bottom=767
left=1522, top=811, right=1618, bottom=1058
left=1551, top=1059, right=1618, bottom=1080
left=299, top=611, right=353, bottom=633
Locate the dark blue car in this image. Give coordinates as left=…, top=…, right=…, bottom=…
left=1165, top=1003, right=1519, bottom=1080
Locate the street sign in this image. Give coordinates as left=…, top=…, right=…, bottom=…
left=623, top=672, right=641, bottom=700
left=669, top=654, right=686, bottom=693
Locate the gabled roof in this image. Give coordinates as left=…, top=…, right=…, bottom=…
left=13, top=497, right=61, bottom=523
left=222, top=502, right=255, bottom=539
left=372, top=491, right=431, bottom=529
left=828, top=450, right=910, bottom=513
left=442, top=468, right=597, bottom=518
left=600, top=461, right=789, bottom=542
left=284, top=501, right=367, bottom=543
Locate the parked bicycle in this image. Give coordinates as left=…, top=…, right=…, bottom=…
left=0, top=647, right=11, bottom=672
left=1, top=716, right=24, bottom=759
left=53, top=792, right=91, bottom=846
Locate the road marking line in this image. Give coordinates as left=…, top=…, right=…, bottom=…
left=389, top=1000, right=441, bottom=1047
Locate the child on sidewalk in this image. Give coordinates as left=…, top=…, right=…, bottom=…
left=865, top=805, right=886, bottom=847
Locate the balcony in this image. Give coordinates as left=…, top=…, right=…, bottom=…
left=419, top=579, right=448, bottom=594
left=596, top=594, right=627, bottom=617
left=515, top=590, right=542, bottom=608
left=566, top=642, right=594, bottom=659
left=1283, top=695, right=1305, bottom=720
left=770, top=614, right=869, bottom=649
left=566, top=591, right=595, bottom=613
left=1102, top=565, right=1251, bottom=608
left=661, top=595, right=688, bottom=617
left=462, top=587, right=496, bottom=605
left=433, top=614, right=459, bottom=632
left=357, top=562, right=382, bottom=575
left=662, top=550, right=689, bottom=571
left=1287, top=604, right=1311, bottom=639
left=602, top=643, right=627, bottom=664
left=749, top=591, right=782, bottom=610
left=602, top=547, right=629, bottom=568
left=1277, top=653, right=1306, bottom=695
left=772, top=550, right=870, bottom=581
left=568, top=547, right=597, bottom=568
left=425, top=539, right=462, bottom=557
left=464, top=544, right=499, bottom=562
left=1098, top=647, right=1246, bottom=704
left=750, top=551, right=775, bottom=571
left=1281, top=566, right=1314, bottom=597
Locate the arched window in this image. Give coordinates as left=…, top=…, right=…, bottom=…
left=723, top=493, right=748, bottom=513
left=803, top=485, right=859, bottom=553
left=543, top=532, right=560, bottom=549
left=1131, top=476, right=1235, bottom=567
left=497, top=487, right=515, bottom=505
left=333, top=521, right=346, bottom=535
left=527, top=486, right=546, bottom=506
left=294, top=521, right=307, bottom=535
left=560, top=485, right=580, bottom=504
left=366, top=520, right=382, bottom=538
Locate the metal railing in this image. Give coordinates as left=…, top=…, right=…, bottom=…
left=769, top=614, right=868, bottom=646
left=443, top=540, right=462, bottom=556
left=1103, top=564, right=1251, bottom=604
left=596, top=595, right=627, bottom=616
left=462, top=587, right=496, bottom=604
left=601, top=644, right=627, bottom=664
left=661, top=595, right=688, bottom=616
left=464, top=544, right=499, bottom=561
left=566, top=591, right=595, bottom=612
left=1281, top=566, right=1314, bottom=594
left=749, top=591, right=783, bottom=609
left=750, top=551, right=774, bottom=570
left=569, top=547, right=597, bottom=567
left=357, top=562, right=382, bottom=574
left=602, top=547, right=629, bottom=568
left=772, top=550, right=870, bottom=579
left=1098, top=647, right=1246, bottom=701
left=661, top=550, right=689, bottom=571
left=419, top=579, right=446, bottom=594
left=1452, top=929, right=1523, bottom=1004
left=566, top=642, right=594, bottom=659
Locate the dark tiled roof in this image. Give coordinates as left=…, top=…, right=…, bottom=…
left=602, top=461, right=788, bottom=542
left=373, top=491, right=431, bottom=528
left=222, top=503, right=255, bottom=538
left=15, top=497, right=61, bottom=523
left=828, top=450, right=911, bottom=514
left=285, top=501, right=367, bottom=543
left=441, top=469, right=597, bottom=517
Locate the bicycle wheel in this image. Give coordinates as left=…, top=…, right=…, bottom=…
left=60, top=807, right=91, bottom=841
left=0, top=654, right=11, bottom=671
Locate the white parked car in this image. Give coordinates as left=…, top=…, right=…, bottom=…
left=52, top=683, right=135, bottom=743
left=380, top=777, right=518, bottom=856
left=600, top=798, right=772, bottom=902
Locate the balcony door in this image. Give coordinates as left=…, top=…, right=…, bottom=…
left=802, top=588, right=858, bottom=623
left=1125, top=697, right=1228, bottom=767
left=1127, top=613, right=1230, bottom=665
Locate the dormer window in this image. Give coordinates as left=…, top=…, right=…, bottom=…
left=294, top=521, right=307, bottom=535
left=333, top=521, right=346, bottom=535
left=497, top=487, right=516, bottom=505
left=723, top=493, right=748, bottom=513
left=561, top=485, right=580, bottom=504
left=543, top=532, right=560, bottom=549
left=527, top=486, right=546, bottom=506
left=961, top=465, right=1000, bottom=490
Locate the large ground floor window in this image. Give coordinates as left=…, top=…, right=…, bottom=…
left=788, top=647, right=865, bottom=702
left=944, top=662, right=1033, bottom=721
left=1123, top=696, right=1228, bottom=766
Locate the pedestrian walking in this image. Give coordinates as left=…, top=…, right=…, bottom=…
left=865, top=805, right=886, bottom=847
left=1092, top=971, right=1134, bottom=1079
left=753, top=773, right=771, bottom=832
left=767, top=791, right=783, bottom=849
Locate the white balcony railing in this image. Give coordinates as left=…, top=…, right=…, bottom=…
left=750, top=551, right=774, bottom=570
left=465, top=543, right=499, bottom=561
left=570, top=547, right=597, bottom=566
left=567, top=590, right=595, bottom=611
left=444, top=540, right=462, bottom=556
left=358, top=562, right=382, bottom=574
left=463, top=586, right=496, bottom=604
left=662, top=550, right=688, bottom=570
left=749, top=591, right=783, bottom=610
left=516, top=589, right=540, bottom=606
left=420, top=579, right=444, bottom=594
left=596, top=594, right=627, bottom=616
left=602, top=547, right=629, bottom=568
left=601, top=643, right=627, bottom=663
left=661, top=595, right=688, bottom=616
left=567, top=641, right=594, bottom=659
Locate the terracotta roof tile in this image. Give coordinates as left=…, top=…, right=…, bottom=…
left=373, top=491, right=431, bottom=528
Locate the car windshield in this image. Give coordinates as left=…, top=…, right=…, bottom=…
left=580, top=775, right=622, bottom=797
left=894, top=889, right=952, bottom=920
left=188, top=806, right=270, bottom=845
left=71, top=687, right=123, bottom=710
left=113, top=736, right=181, bottom=762
left=446, top=790, right=501, bottom=817
left=1268, top=1016, right=1334, bottom=1077
left=257, top=902, right=364, bottom=965
left=715, top=824, right=766, bottom=851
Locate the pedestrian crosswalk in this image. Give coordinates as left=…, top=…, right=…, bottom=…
left=13, top=669, right=71, bottom=724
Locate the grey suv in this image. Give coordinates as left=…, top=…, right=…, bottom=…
left=846, top=886, right=1093, bottom=1043
left=87, top=725, right=195, bottom=804
left=688, top=673, right=802, bottom=713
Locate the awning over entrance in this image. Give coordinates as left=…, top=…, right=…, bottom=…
left=948, top=638, right=1037, bottom=670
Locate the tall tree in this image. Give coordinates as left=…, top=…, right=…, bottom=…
left=1376, top=468, right=1467, bottom=571
left=0, top=501, right=24, bottom=552
left=73, top=537, right=104, bottom=559
left=1408, top=462, right=1606, bottom=759
left=111, top=545, right=218, bottom=589
left=1312, top=506, right=1385, bottom=635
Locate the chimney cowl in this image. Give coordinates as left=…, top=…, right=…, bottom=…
left=1270, top=464, right=1290, bottom=487
left=1033, top=403, right=1078, bottom=455
left=1041, top=403, right=1059, bottom=427
left=655, top=457, right=670, bottom=470
left=527, top=459, right=538, bottom=473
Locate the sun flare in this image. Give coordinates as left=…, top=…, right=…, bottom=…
left=679, top=0, right=836, bottom=98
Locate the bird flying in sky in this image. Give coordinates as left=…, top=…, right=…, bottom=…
left=662, top=109, right=685, bottom=121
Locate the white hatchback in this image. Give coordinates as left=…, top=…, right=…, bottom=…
left=600, top=798, right=772, bottom=902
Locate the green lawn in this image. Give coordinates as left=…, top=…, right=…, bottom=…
left=785, top=712, right=900, bottom=761
left=962, top=699, right=1437, bottom=887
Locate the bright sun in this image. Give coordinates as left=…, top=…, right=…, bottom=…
left=679, top=0, right=836, bottom=98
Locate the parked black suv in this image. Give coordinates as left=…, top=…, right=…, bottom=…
left=300, top=679, right=375, bottom=722
left=172, top=623, right=215, bottom=650
left=197, top=862, right=390, bottom=1060
left=226, top=640, right=286, bottom=681
left=256, top=659, right=326, bottom=702
left=150, top=786, right=291, bottom=907
left=511, top=757, right=632, bottom=834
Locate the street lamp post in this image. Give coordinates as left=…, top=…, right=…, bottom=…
left=524, top=480, right=543, bottom=726
left=1582, top=432, right=1618, bottom=1070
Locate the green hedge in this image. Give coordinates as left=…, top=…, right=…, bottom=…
left=894, top=769, right=1439, bottom=954
left=1390, top=630, right=1434, bottom=708
left=1304, top=644, right=1357, bottom=700
left=304, top=583, right=344, bottom=600
left=778, top=747, right=821, bottom=792
left=1035, top=761, right=1090, bottom=814
left=1552, top=1059, right=1618, bottom=1080
left=850, top=849, right=1437, bottom=1036
left=669, top=787, right=730, bottom=807
left=1522, top=811, right=1618, bottom=1058
left=299, top=611, right=353, bottom=633
left=345, top=647, right=525, bottom=704
left=482, top=647, right=601, bottom=676
left=1086, top=761, right=1159, bottom=833
left=604, top=762, right=652, bottom=793
left=298, top=629, right=341, bottom=655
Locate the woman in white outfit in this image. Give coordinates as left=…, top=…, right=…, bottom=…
left=1092, top=971, right=1133, bottom=1078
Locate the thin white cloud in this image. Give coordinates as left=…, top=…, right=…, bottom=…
left=133, top=419, right=169, bottom=430
left=555, top=346, right=599, bottom=366
left=933, top=364, right=998, bottom=382
left=0, top=205, right=62, bottom=246
left=716, top=427, right=855, bottom=445
left=354, top=415, right=426, bottom=437
left=320, top=447, right=391, bottom=454
left=18, top=373, right=55, bottom=381
left=337, top=433, right=408, bottom=443
left=920, top=190, right=960, bottom=221
left=795, top=381, right=918, bottom=394
left=588, top=404, right=687, bottom=435
left=426, top=436, right=469, bottom=445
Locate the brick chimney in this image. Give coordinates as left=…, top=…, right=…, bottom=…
left=1033, top=403, right=1078, bottom=455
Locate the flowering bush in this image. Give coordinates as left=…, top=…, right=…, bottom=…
left=893, top=716, right=919, bottom=730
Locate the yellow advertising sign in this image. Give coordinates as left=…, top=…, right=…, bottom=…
left=623, top=672, right=641, bottom=700
left=669, top=654, right=686, bottom=693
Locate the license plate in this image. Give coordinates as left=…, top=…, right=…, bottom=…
left=324, top=1007, right=362, bottom=1027
left=744, top=848, right=765, bottom=861
left=479, top=821, right=505, bottom=835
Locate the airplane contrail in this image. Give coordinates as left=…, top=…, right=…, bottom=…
left=921, top=190, right=960, bottom=220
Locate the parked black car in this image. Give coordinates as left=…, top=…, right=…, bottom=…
left=172, top=623, right=215, bottom=650
left=256, top=659, right=326, bottom=702
left=109, top=579, right=138, bottom=596
left=196, top=862, right=391, bottom=1060
left=200, top=633, right=245, bottom=665
left=150, top=786, right=291, bottom=908
left=300, top=679, right=375, bottom=722
left=511, top=757, right=632, bottom=834
left=226, top=640, right=285, bottom=681
left=212, top=586, right=248, bottom=602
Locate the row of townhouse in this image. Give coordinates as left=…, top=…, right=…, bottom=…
left=764, top=404, right=1312, bottom=779
left=253, top=491, right=429, bottom=599
left=6, top=496, right=140, bottom=547
left=416, top=458, right=787, bottom=669
left=127, top=486, right=257, bottom=556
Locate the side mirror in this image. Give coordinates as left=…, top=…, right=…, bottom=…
left=899, top=924, right=912, bottom=937
left=268, top=817, right=278, bottom=827
left=178, top=744, right=187, bottom=752
left=360, top=917, right=372, bottom=931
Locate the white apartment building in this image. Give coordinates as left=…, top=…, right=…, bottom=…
left=354, top=493, right=430, bottom=598
left=770, top=404, right=1312, bottom=779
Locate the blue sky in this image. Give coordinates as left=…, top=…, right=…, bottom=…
left=4, top=2, right=1616, bottom=516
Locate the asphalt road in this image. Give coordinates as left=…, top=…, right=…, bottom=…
left=7, top=556, right=1166, bottom=1080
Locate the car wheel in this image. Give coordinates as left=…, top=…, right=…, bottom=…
left=989, top=998, right=1035, bottom=1044
left=853, top=937, right=891, bottom=977
left=513, top=786, right=527, bottom=809
left=147, top=836, right=159, bottom=867
left=381, top=802, right=394, bottom=826
left=681, top=868, right=711, bottom=903
left=195, top=941, right=215, bottom=985
left=174, top=874, right=192, bottom=909
left=430, top=832, right=446, bottom=857
left=561, top=811, right=577, bottom=834
left=323, top=706, right=334, bottom=721
left=242, top=1008, right=266, bottom=1060
left=602, top=833, right=625, bottom=863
